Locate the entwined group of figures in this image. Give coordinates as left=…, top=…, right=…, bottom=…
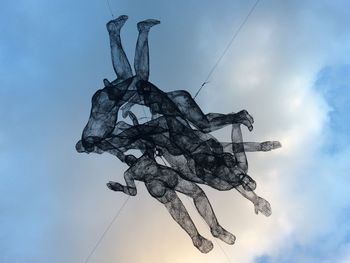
left=76, top=16, right=281, bottom=253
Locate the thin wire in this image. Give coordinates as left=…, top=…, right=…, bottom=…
left=194, top=0, right=261, bottom=99
left=106, top=0, right=114, bottom=18
left=214, top=239, right=233, bottom=263
left=84, top=189, right=135, bottom=263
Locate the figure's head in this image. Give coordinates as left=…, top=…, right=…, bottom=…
left=75, top=138, right=102, bottom=154
left=75, top=140, right=86, bottom=153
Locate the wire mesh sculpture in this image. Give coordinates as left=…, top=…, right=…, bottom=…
left=76, top=16, right=281, bottom=253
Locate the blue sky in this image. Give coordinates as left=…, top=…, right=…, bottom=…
left=1, top=0, right=350, bottom=262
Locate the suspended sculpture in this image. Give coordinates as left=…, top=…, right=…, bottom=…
left=76, top=15, right=281, bottom=253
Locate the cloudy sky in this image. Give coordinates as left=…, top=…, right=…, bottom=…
left=1, top=0, right=350, bottom=262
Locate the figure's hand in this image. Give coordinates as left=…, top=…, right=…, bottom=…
left=254, top=197, right=272, bottom=217
left=107, top=181, right=123, bottom=192
left=260, top=141, right=282, bottom=151
left=234, top=110, right=254, bottom=131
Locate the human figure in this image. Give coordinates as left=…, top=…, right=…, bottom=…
left=79, top=110, right=258, bottom=192
left=77, top=15, right=280, bottom=210
left=77, top=111, right=279, bottom=217
left=76, top=16, right=282, bottom=252
left=121, top=82, right=254, bottom=132
left=105, top=15, right=254, bottom=133
left=107, top=150, right=236, bottom=253
left=161, top=123, right=277, bottom=216
left=230, top=124, right=273, bottom=216
left=80, top=16, right=160, bottom=151
left=80, top=52, right=257, bottom=191
left=80, top=15, right=254, bottom=151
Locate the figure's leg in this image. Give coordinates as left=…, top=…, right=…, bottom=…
left=166, top=90, right=254, bottom=132
left=106, top=15, right=133, bottom=81
left=123, top=80, right=253, bottom=133
left=134, top=19, right=160, bottom=81
left=175, top=177, right=236, bottom=245
left=145, top=180, right=213, bottom=253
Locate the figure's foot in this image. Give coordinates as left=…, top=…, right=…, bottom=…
left=103, top=78, right=112, bottom=87
left=106, top=15, right=128, bottom=34
left=260, top=141, right=282, bottom=151
left=254, top=197, right=272, bottom=217
left=211, top=226, right=236, bottom=245
left=107, top=181, right=123, bottom=191
left=137, top=19, right=160, bottom=31
left=192, top=235, right=213, bottom=253
left=233, top=110, right=254, bottom=131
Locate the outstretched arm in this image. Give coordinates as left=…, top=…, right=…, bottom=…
left=121, top=81, right=255, bottom=131
left=221, top=141, right=282, bottom=153
left=235, top=185, right=271, bottom=217
left=166, top=89, right=254, bottom=132
left=107, top=168, right=137, bottom=196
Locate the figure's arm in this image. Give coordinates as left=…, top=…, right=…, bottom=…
left=107, top=168, right=137, bottom=196
left=166, top=89, right=254, bottom=132
left=201, top=110, right=254, bottom=133
left=235, top=185, right=272, bottom=217
left=221, top=141, right=282, bottom=153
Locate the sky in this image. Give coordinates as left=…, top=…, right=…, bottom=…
left=0, top=0, right=350, bottom=262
